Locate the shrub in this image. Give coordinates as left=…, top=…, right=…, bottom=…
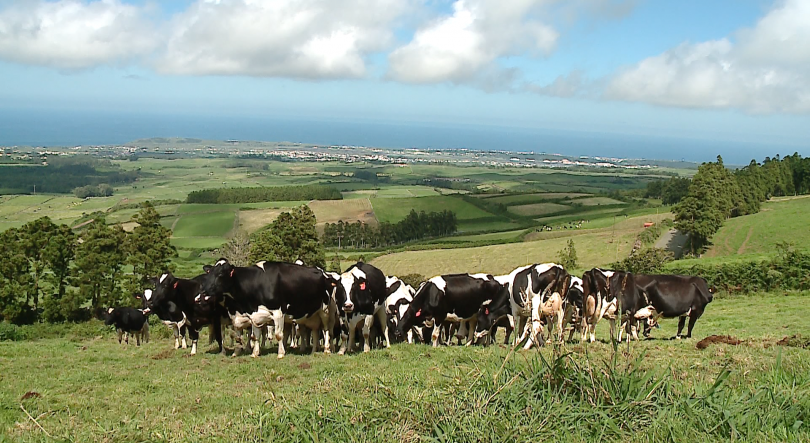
left=0, top=322, right=27, bottom=341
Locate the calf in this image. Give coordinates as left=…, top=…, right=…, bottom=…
left=144, top=272, right=224, bottom=356
left=337, top=263, right=388, bottom=354
left=198, top=259, right=334, bottom=359
left=104, top=307, right=149, bottom=346
left=581, top=269, right=647, bottom=343
left=633, top=274, right=714, bottom=339
left=398, top=274, right=503, bottom=347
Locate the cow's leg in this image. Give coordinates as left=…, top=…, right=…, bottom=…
left=189, top=328, right=199, bottom=355
left=685, top=308, right=704, bottom=338
left=213, top=316, right=224, bottom=355
left=675, top=316, right=687, bottom=339
left=135, top=330, right=141, bottom=346
left=609, top=318, right=616, bottom=343
left=317, top=310, right=332, bottom=354
left=465, top=318, right=478, bottom=346
left=504, top=320, right=513, bottom=345
left=556, top=310, right=565, bottom=343
left=267, top=309, right=284, bottom=359
left=117, top=328, right=123, bottom=344
left=180, top=326, right=188, bottom=349
left=143, top=323, right=150, bottom=344
left=172, top=325, right=180, bottom=349
left=362, top=315, right=374, bottom=353
left=377, top=309, right=391, bottom=349
left=431, top=324, right=441, bottom=347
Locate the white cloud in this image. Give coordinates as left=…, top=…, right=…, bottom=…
left=605, top=0, right=810, bottom=114
left=158, top=0, right=412, bottom=79
left=387, top=0, right=558, bottom=85
left=0, top=0, right=158, bottom=69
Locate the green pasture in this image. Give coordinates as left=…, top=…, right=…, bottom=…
left=371, top=195, right=495, bottom=224
left=482, top=192, right=590, bottom=205
left=573, top=196, right=625, bottom=206
left=707, top=196, right=810, bottom=258
left=2, top=292, right=809, bottom=442
left=507, top=202, right=571, bottom=217
left=172, top=211, right=235, bottom=239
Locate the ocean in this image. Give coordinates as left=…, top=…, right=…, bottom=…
left=0, top=108, right=803, bottom=164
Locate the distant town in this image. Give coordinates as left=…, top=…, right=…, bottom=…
left=1, top=137, right=697, bottom=171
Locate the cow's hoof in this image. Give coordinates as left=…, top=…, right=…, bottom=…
left=338, top=350, right=345, bottom=355
left=276, top=354, right=284, bottom=360
left=324, top=349, right=331, bottom=354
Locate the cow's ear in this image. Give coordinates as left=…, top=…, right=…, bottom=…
left=358, top=278, right=367, bottom=291
left=203, top=265, right=212, bottom=274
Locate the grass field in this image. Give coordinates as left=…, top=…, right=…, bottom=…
left=706, top=196, right=810, bottom=258
left=507, top=202, right=570, bottom=216
left=370, top=195, right=498, bottom=229
left=2, top=292, right=808, bottom=442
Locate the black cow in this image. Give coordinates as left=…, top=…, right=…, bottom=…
left=337, top=263, right=388, bottom=354
left=104, top=307, right=149, bottom=346
left=198, top=259, right=334, bottom=359
left=398, top=274, right=503, bottom=347
left=144, top=272, right=223, bottom=356
left=633, top=274, right=714, bottom=339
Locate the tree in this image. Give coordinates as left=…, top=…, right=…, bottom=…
left=250, top=205, right=325, bottom=268
left=73, top=218, right=127, bottom=310
left=40, top=222, right=76, bottom=322
left=125, top=202, right=176, bottom=295
left=328, top=254, right=342, bottom=273
left=217, top=230, right=251, bottom=267
left=19, top=217, right=61, bottom=312
left=0, top=228, right=35, bottom=324
left=673, top=195, right=723, bottom=254
left=557, top=239, right=578, bottom=270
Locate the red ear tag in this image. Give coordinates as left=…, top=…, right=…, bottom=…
left=230, top=269, right=235, bottom=278
left=415, top=309, right=422, bottom=317
left=359, top=282, right=366, bottom=290
left=485, top=308, right=489, bottom=315
left=173, top=281, right=178, bottom=289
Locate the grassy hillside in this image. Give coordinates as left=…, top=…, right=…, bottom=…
left=2, top=292, right=808, bottom=442
left=370, top=212, right=671, bottom=276
left=706, top=196, right=810, bottom=258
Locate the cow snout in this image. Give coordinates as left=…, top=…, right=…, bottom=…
left=343, top=302, right=354, bottom=313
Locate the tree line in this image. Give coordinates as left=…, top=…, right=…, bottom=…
left=674, top=153, right=810, bottom=253
left=322, top=209, right=458, bottom=249
left=186, top=184, right=343, bottom=204
left=0, top=203, right=175, bottom=325
left=0, top=156, right=138, bottom=195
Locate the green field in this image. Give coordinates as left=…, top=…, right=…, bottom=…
left=371, top=195, right=495, bottom=223
left=507, top=202, right=571, bottom=216
left=2, top=292, right=808, bottom=441
left=707, top=196, right=810, bottom=258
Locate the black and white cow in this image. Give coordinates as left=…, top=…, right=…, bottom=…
left=581, top=269, right=647, bottom=343
left=104, top=307, right=149, bottom=346
left=561, top=276, right=585, bottom=341
left=198, top=259, right=334, bottom=359
left=137, top=288, right=188, bottom=350
left=384, top=276, right=417, bottom=343
left=144, top=272, right=224, bottom=355
left=337, top=263, right=388, bottom=354
left=632, top=274, right=714, bottom=339
left=398, top=273, right=503, bottom=347
left=473, top=264, right=569, bottom=349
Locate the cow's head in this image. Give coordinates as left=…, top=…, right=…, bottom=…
left=386, top=295, right=413, bottom=342
left=103, top=307, right=116, bottom=326
left=474, top=282, right=511, bottom=342
left=340, top=265, right=373, bottom=315
left=147, top=272, right=181, bottom=312
left=323, top=271, right=347, bottom=310
left=397, top=281, right=433, bottom=337
left=199, top=258, right=236, bottom=299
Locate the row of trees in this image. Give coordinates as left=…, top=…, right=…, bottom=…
left=674, top=154, right=809, bottom=253
left=187, top=184, right=342, bottom=204
left=0, top=203, right=175, bottom=324
left=0, top=156, right=138, bottom=195
left=322, top=209, right=458, bottom=249
left=73, top=183, right=115, bottom=198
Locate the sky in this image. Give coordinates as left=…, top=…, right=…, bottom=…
left=0, top=0, right=808, bottom=162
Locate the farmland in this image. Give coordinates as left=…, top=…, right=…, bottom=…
left=2, top=292, right=809, bottom=442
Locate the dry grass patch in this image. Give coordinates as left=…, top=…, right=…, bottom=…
left=238, top=208, right=285, bottom=233
left=309, top=198, right=377, bottom=226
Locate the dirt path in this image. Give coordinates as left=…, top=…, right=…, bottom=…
left=655, top=228, right=689, bottom=259
left=737, top=226, right=754, bottom=255
left=170, top=216, right=181, bottom=231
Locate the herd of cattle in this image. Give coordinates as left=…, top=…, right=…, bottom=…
left=103, top=259, right=714, bottom=358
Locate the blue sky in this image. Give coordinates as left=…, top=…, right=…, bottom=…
left=0, top=0, right=808, bottom=162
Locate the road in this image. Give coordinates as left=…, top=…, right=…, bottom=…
left=655, top=228, right=689, bottom=259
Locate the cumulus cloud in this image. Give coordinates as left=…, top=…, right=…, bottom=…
left=0, top=0, right=158, bottom=69
left=387, top=0, right=558, bottom=85
left=605, top=0, right=810, bottom=113
left=157, top=0, right=412, bottom=79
